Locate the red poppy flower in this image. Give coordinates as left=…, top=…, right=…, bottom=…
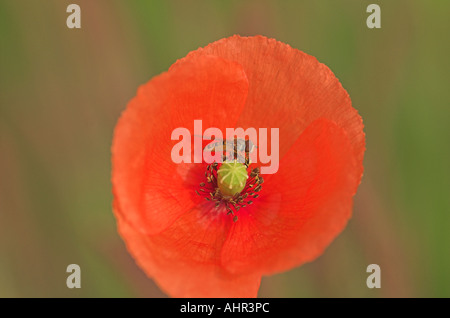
left=111, top=35, right=365, bottom=297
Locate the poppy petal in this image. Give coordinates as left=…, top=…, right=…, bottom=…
left=115, top=203, right=261, bottom=297
left=220, top=118, right=360, bottom=275
left=185, top=35, right=365, bottom=169
left=112, top=55, right=249, bottom=235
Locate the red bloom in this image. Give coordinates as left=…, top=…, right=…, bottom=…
left=112, top=35, right=365, bottom=297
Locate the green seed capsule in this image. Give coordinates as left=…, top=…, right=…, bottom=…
left=217, top=161, right=248, bottom=197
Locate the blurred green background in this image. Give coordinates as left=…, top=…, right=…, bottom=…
left=1, top=0, right=449, bottom=297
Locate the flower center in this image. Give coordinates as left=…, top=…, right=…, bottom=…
left=196, top=161, right=263, bottom=222
left=217, top=161, right=248, bottom=197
